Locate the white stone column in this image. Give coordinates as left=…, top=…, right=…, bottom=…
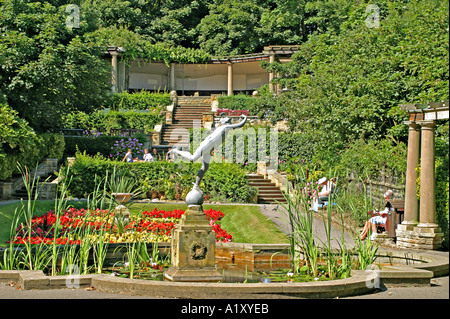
left=111, top=51, right=118, bottom=93
left=268, top=54, right=275, bottom=92
left=402, top=121, right=421, bottom=225
left=227, top=63, right=233, bottom=96
left=170, top=62, right=176, bottom=92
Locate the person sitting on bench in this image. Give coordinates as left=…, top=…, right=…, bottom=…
left=360, top=190, right=394, bottom=241
left=312, top=177, right=336, bottom=212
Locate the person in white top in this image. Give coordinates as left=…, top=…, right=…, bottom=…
left=122, top=149, right=134, bottom=163
left=311, top=177, right=336, bottom=212
left=142, top=148, right=153, bottom=162
left=360, top=190, right=394, bottom=240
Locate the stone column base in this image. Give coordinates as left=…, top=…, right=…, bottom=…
left=396, top=224, right=444, bottom=250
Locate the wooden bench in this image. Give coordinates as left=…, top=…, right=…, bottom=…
left=368, top=199, right=404, bottom=238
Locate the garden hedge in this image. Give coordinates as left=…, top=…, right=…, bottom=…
left=62, top=109, right=163, bottom=135
left=63, top=153, right=257, bottom=203
left=109, top=91, right=170, bottom=111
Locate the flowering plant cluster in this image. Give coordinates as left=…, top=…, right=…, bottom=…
left=8, top=207, right=232, bottom=245
left=110, top=137, right=144, bottom=159
left=83, top=129, right=102, bottom=138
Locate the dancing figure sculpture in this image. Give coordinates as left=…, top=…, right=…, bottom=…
left=168, top=114, right=247, bottom=205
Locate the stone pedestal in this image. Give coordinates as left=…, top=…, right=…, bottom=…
left=37, top=182, right=57, bottom=200
left=396, top=224, right=443, bottom=250
left=202, top=112, right=214, bottom=129
left=164, top=205, right=221, bottom=282
left=151, top=129, right=161, bottom=146
left=0, top=182, right=12, bottom=200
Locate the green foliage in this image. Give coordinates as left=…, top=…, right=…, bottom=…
left=336, top=138, right=407, bottom=182
left=86, top=26, right=211, bottom=65
left=0, top=102, right=65, bottom=180
left=0, top=0, right=111, bottom=130
left=110, top=91, right=170, bottom=111
left=435, top=122, right=449, bottom=249
left=0, top=102, right=37, bottom=155
left=63, top=153, right=257, bottom=203
left=203, top=163, right=257, bottom=203
left=265, top=0, right=448, bottom=150
left=63, top=109, right=163, bottom=134
left=197, top=0, right=311, bottom=55
left=218, top=94, right=257, bottom=111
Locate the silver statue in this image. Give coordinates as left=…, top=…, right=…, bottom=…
left=168, top=114, right=247, bottom=205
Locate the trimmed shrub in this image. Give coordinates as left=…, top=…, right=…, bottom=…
left=63, top=153, right=257, bottom=203
left=110, top=91, right=170, bottom=111
left=63, top=109, right=163, bottom=134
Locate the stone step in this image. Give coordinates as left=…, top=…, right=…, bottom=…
left=246, top=174, right=286, bottom=204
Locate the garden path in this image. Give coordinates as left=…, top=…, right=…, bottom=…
left=258, top=204, right=356, bottom=249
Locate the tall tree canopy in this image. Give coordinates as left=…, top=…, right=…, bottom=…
left=266, top=0, right=449, bottom=152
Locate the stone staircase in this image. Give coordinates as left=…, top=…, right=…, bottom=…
left=247, top=174, right=287, bottom=204
left=0, top=158, right=59, bottom=200
left=161, top=96, right=212, bottom=146
left=12, top=172, right=57, bottom=200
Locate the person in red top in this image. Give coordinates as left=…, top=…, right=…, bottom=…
left=360, top=190, right=394, bottom=240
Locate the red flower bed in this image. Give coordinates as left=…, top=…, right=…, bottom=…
left=8, top=207, right=232, bottom=244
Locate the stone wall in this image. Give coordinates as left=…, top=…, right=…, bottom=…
left=346, top=173, right=405, bottom=208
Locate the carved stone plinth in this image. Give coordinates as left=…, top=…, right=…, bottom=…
left=164, top=205, right=221, bottom=282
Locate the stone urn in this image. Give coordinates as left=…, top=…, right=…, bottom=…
left=111, top=192, right=133, bottom=203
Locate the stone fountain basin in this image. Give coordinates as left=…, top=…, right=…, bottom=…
left=0, top=245, right=447, bottom=299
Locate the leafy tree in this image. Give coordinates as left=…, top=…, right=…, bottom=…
left=0, top=0, right=111, bottom=130
left=197, top=0, right=265, bottom=55
left=265, top=0, right=448, bottom=150
left=140, top=0, right=213, bottom=48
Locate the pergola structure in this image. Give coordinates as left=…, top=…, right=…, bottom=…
left=106, top=45, right=300, bottom=96
left=396, top=101, right=449, bottom=250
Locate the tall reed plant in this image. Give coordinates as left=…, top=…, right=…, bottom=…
left=0, top=207, right=22, bottom=270
left=280, top=169, right=321, bottom=277
left=16, top=164, right=53, bottom=271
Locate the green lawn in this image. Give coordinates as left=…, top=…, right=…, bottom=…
left=0, top=201, right=288, bottom=246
